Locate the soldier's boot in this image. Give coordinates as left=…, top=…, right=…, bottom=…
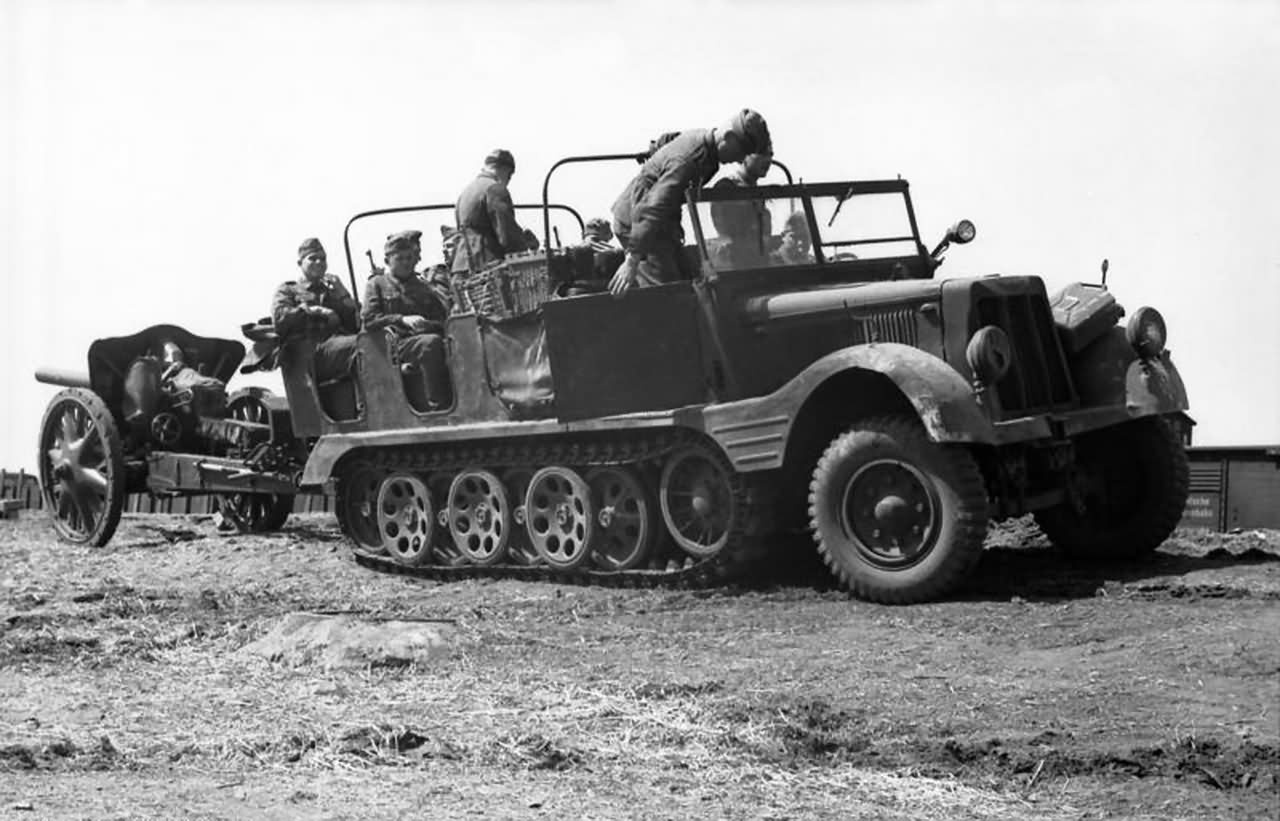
left=399, top=364, right=431, bottom=412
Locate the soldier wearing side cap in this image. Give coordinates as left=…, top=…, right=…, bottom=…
left=610, top=108, right=772, bottom=295
left=581, top=217, right=615, bottom=251
left=269, top=237, right=360, bottom=381
left=452, top=148, right=539, bottom=275
left=709, top=151, right=774, bottom=269
left=362, top=230, right=452, bottom=411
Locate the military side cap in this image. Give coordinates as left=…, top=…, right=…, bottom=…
left=725, top=108, right=772, bottom=156
left=584, top=218, right=613, bottom=242
left=385, top=229, right=423, bottom=256
left=484, top=148, right=516, bottom=170
left=297, top=237, right=325, bottom=261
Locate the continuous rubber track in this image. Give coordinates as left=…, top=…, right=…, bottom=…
left=343, top=429, right=776, bottom=590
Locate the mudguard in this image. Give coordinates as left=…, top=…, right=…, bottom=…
left=1070, top=326, right=1190, bottom=417
left=699, top=343, right=995, bottom=472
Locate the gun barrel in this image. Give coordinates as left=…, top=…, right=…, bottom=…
left=34, top=367, right=92, bottom=388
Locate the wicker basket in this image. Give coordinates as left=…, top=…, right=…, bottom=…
left=454, top=254, right=553, bottom=320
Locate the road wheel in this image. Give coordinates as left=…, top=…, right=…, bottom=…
left=1034, top=416, right=1189, bottom=560
left=808, top=415, right=988, bottom=604
left=587, top=466, right=657, bottom=571
left=38, top=388, right=126, bottom=547
left=216, top=388, right=294, bottom=532
left=526, top=466, right=593, bottom=570
left=335, top=459, right=386, bottom=556
left=376, top=472, right=435, bottom=566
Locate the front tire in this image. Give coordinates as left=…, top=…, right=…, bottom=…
left=1034, top=416, right=1189, bottom=560
left=38, top=388, right=126, bottom=547
left=808, top=416, right=989, bottom=604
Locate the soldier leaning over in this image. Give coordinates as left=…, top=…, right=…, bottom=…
left=451, top=148, right=539, bottom=275
left=362, top=230, right=453, bottom=411
left=270, top=237, right=359, bottom=382
left=609, top=108, right=772, bottom=295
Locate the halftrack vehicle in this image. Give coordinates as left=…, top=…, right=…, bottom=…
left=35, top=152, right=1191, bottom=603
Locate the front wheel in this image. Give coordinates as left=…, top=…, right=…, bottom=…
left=1034, top=416, right=1189, bottom=560
left=808, top=416, right=989, bottom=604
left=38, top=388, right=126, bottom=547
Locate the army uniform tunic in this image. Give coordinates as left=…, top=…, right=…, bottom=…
left=270, top=275, right=359, bottom=381
left=361, top=271, right=452, bottom=408
left=451, top=169, right=535, bottom=274
left=611, top=129, right=722, bottom=286
left=709, top=167, right=772, bottom=269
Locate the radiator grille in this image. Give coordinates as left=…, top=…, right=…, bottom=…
left=976, top=294, right=1075, bottom=414
left=862, top=308, right=918, bottom=346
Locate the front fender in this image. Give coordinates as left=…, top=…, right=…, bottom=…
left=1071, top=327, right=1190, bottom=417
left=698, top=343, right=994, bottom=472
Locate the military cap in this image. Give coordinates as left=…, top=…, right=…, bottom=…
left=724, top=108, right=772, bottom=156
left=297, top=237, right=325, bottom=262
left=384, top=229, right=423, bottom=256
left=484, top=148, right=516, bottom=170
left=783, top=210, right=810, bottom=237
left=583, top=218, right=613, bottom=242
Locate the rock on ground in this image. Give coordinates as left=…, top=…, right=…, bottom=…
left=241, top=612, right=453, bottom=670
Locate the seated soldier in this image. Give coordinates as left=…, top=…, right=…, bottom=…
left=581, top=217, right=615, bottom=251
left=362, top=230, right=452, bottom=411
left=772, top=211, right=816, bottom=266
left=271, top=237, right=360, bottom=382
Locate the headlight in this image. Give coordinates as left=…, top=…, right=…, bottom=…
left=1125, top=306, right=1166, bottom=358
left=949, top=220, right=976, bottom=245
left=965, top=325, right=1012, bottom=384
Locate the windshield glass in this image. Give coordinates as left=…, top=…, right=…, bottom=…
left=692, top=184, right=920, bottom=271
left=809, top=190, right=919, bottom=261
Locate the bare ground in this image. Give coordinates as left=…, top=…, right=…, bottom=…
left=1, top=513, right=1277, bottom=820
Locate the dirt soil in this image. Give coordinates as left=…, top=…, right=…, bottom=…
left=1, top=513, right=1277, bottom=820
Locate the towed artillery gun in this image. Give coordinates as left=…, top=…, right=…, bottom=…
left=34, top=153, right=1191, bottom=603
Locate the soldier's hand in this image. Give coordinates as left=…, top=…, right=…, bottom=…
left=609, top=255, right=639, bottom=297
left=402, top=315, right=430, bottom=334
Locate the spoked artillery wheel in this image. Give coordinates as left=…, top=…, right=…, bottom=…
left=38, top=388, right=126, bottom=546
left=335, top=460, right=387, bottom=557
left=808, top=415, right=989, bottom=604
left=1034, top=416, right=1189, bottom=560
left=525, top=466, right=594, bottom=569
left=660, top=444, right=737, bottom=559
left=447, top=470, right=510, bottom=565
left=215, top=388, right=294, bottom=533
left=375, top=473, right=435, bottom=566
left=587, top=467, right=656, bottom=570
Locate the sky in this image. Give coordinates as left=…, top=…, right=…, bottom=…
left=2, top=0, right=1278, bottom=474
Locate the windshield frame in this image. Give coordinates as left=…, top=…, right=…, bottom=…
left=686, top=179, right=928, bottom=274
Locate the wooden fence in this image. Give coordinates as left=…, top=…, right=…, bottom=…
left=1, top=468, right=334, bottom=515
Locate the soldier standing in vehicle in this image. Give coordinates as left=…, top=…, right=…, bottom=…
left=609, top=108, right=772, bottom=295
left=709, top=151, right=774, bottom=268
left=363, top=230, right=453, bottom=411
left=451, top=149, right=539, bottom=275
left=270, top=237, right=359, bottom=381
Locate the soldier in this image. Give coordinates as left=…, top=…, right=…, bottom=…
left=270, top=237, right=359, bottom=381
left=451, top=148, right=539, bottom=275
left=709, top=152, right=773, bottom=268
left=581, top=217, right=615, bottom=251
left=609, top=108, right=772, bottom=295
left=772, top=210, right=815, bottom=266
left=362, top=230, right=452, bottom=411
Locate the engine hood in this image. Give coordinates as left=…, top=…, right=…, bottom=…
left=741, top=278, right=945, bottom=325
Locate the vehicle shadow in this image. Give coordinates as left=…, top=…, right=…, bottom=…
left=751, top=528, right=1280, bottom=603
